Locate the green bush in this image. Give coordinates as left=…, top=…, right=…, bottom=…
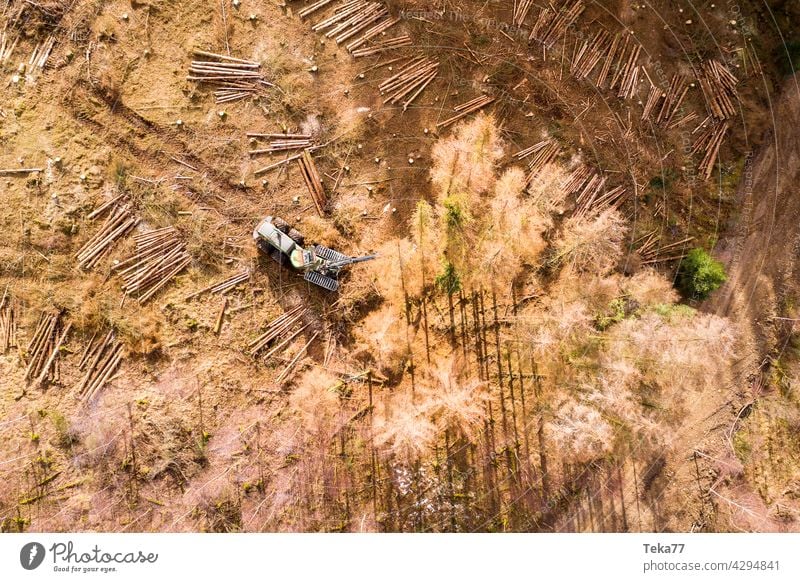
left=676, top=248, right=727, bottom=300
left=435, top=260, right=462, bottom=295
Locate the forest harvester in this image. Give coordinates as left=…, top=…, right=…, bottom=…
left=253, top=216, right=375, bottom=292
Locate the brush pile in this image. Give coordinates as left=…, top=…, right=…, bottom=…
left=0, top=288, right=18, bottom=354
left=187, top=50, right=271, bottom=104
left=24, top=311, right=71, bottom=386
left=76, top=330, right=123, bottom=402
left=76, top=201, right=139, bottom=270
left=113, top=227, right=191, bottom=304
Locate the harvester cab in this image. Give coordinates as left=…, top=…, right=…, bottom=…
left=253, top=216, right=376, bottom=292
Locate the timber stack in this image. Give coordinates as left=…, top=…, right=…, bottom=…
left=0, top=288, right=17, bottom=354
left=25, top=311, right=71, bottom=387
left=76, top=330, right=123, bottom=402
left=76, top=202, right=139, bottom=270
left=379, top=56, right=440, bottom=110
left=113, top=227, right=191, bottom=304
left=249, top=305, right=309, bottom=357
left=247, top=132, right=313, bottom=154
left=298, top=150, right=327, bottom=216
left=187, top=50, right=270, bottom=104
left=437, top=95, right=496, bottom=130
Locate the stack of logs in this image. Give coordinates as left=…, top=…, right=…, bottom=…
left=187, top=50, right=269, bottom=104
left=530, top=0, right=585, bottom=48
left=0, top=288, right=17, bottom=354
left=609, top=39, right=641, bottom=100
left=298, top=149, right=327, bottom=215
left=186, top=269, right=251, bottom=301
left=657, top=74, right=690, bottom=126
left=1, top=30, right=19, bottom=64
left=247, top=132, right=313, bottom=154
left=692, top=118, right=730, bottom=180
left=249, top=305, right=309, bottom=357
left=636, top=231, right=694, bottom=265
left=513, top=0, right=534, bottom=27
left=113, top=227, right=191, bottom=304
left=699, top=59, right=738, bottom=120
left=310, top=0, right=389, bottom=45
left=351, top=34, right=411, bottom=58
left=379, top=56, right=440, bottom=110
left=76, top=331, right=123, bottom=402
left=515, top=140, right=560, bottom=184
left=25, top=311, right=71, bottom=386
left=571, top=30, right=611, bottom=80
left=76, top=201, right=139, bottom=270
left=575, top=184, right=626, bottom=219
left=437, top=95, right=496, bottom=130
left=28, top=35, right=55, bottom=70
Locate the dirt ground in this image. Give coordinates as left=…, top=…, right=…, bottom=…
left=1, top=0, right=798, bottom=532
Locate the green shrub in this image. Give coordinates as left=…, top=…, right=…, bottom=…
left=676, top=248, right=726, bottom=300
left=435, top=260, right=462, bottom=295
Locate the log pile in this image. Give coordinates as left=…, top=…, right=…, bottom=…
left=248, top=132, right=313, bottom=155
left=186, top=269, right=251, bottom=301
left=692, top=119, right=730, bottom=180
left=699, top=59, right=738, bottom=120
left=636, top=231, right=694, bottom=265
left=609, top=40, right=641, bottom=100
left=513, top=0, right=534, bottom=27
left=529, top=0, right=585, bottom=48
left=113, top=227, right=191, bottom=304
left=1, top=30, right=19, bottom=64
left=298, top=149, right=327, bottom=215
left=351, top=34, right=411, bottom=58
left=571, top=172, right=606, bottom=217
left=575, top=184, right=626, bottom=219
left=515, top=140, right=560, bottom=184
left=76, top=203, right=139, bottom=270
left=276, top=331, right=319, bottom=384
left=311, top=1, right=389, bottom=45
left=249, top=305, right=309, bottom=357
left=0, top=288, right=17, bottom=354
left=436, top=95, right=496, bottom=130
left=594, top=33, right=622, bottom=88
left=76, top=331, right=123, bottom=402
left=345, top=17, right=401, bottom=54
left=571, top=30, right=611, bottom=80
left=187, top=50, right=270, bottom=104
left=24, top=311, right=71, bottom=386
left=641, top=81, right=663, bottom=123
left=656, top=74, right=690, bottom=126
left=560, top=165, right=594, bottom=197
left=379, top=56, right=440, bottom=110
left=28, top=35, right=55, bottom=70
